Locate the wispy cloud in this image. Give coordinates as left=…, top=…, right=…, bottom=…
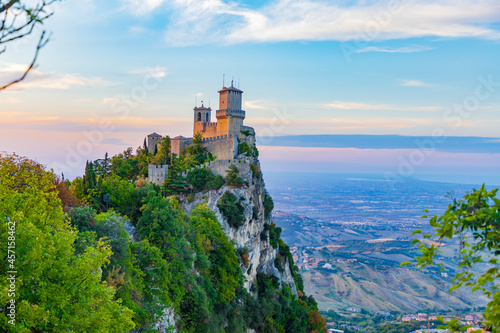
left=323, top=101, right=445, bottom=112
left=399, top=79, right=432, bottom=87
left=0, top=63, right=116, bottom=92
left=243, top=100, right=278, bottom=110
left=127, top=66, right=168, bottom=78
left=120, top=0, right=500, bottom=46
left=356, top=46, right=434, bottom=53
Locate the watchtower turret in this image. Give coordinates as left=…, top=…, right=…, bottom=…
left=193, top=102, right=213, bottom=135
left=216, top=80, right=245, bottom=136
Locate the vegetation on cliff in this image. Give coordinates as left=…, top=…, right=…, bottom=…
left=1, top=150, right=326, bottom=332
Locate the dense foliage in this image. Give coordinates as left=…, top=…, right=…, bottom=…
left=217, top=192, right=245, bottom=228
left=225, top=164, right=243, bottom=187
left=407, top=185, right=500, bottom=331
left=186, top=168, right=224, bottom=192
left=0, top=154, right=135, bottom=332
left=1, top=147, right=325, bottom=332
left=263, top=192, right=275, bottom=219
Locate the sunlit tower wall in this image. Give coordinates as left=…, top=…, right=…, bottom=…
left=216, top=82, right=245, bottom=137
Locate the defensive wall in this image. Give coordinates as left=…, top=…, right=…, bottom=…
left=180, top=157, right=252, bottom=180
left=200, top=134, right=238, bottom=159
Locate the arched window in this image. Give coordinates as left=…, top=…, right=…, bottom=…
left=206, top=113, right=209, bottom=122
left=197, top=112, right=201, bottom=121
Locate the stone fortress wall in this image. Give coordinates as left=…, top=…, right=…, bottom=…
left=171, top=137, right=192, bottom=156
left=181, top=157, right=252, bottom=181
left=147, top=82, right=254, bottom=185
left=200, top=134, right=238, bottom=160
left=148, top=164, right=168, bottom=185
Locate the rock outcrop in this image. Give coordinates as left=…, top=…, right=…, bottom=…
left=180, top=155, right=298, bottom=295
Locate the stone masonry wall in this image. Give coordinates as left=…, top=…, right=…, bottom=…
left=200, top=134, right=237, bottom=159
left=181, top=157, right=251, bottom=180
left=148, top=164, right=168, bottom=185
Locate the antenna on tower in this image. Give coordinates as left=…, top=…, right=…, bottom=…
left=223, top=74, right=225, bottom=88
left=232, top=76, right=234, bottom=86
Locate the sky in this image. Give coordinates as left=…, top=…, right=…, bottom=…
left=1, top=0, right=500, bottom=183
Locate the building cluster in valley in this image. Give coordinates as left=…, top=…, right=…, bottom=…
left=145, top=81, right=256, bottom=185
left=290, top=246, right=357, bottom=271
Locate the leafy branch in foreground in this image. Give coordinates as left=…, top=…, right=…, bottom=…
left=406, top=185, right=500, bottom=332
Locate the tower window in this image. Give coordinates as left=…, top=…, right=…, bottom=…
left=197, top=112, right=201, bottom=121
left=206, top=113, right=209, bottom=122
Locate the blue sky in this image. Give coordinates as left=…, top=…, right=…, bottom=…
left=1, top=0, right=500, bottom=182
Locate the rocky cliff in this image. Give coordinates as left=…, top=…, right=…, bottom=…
left=181, top=156, right=298, bottom=295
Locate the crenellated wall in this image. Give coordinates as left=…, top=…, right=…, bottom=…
left=200, top=134, right=238, bottom=159
left=148, top=164, right=168, bottom=185
left=181, top=157, right=251, bottom=180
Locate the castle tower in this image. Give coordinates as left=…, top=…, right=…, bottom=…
left=193, top=102, right=214, bottom=136
left=216, top=80, right=245, bottom=137
left=147, top=132, right=162, bottom=154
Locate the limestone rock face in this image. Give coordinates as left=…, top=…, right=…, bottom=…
left=181, top=156, right=297, bottom=295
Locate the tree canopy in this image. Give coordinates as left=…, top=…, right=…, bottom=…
left=408, top=185, right=500, bottom=331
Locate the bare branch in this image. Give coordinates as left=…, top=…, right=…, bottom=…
left=0, top=30, right=48, bottom=91
left=0, top=0, right=19, bottom=14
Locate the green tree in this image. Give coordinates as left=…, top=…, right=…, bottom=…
left=190, top=204, right=240, bottom=303
left=217, top=192, right=245, bottom=228
left=225, top=164, right=243, bottom=187
left=152, top=136, right=171, bottom=166
left=0, top=153, right=135, bottom=332
left=181, top=133, right=213, bottom=168
left=136, top=192, right=191, bottom=308
left=409, top=185, right=500, bottom=331
left=187, top=168, right=224, bottom=192
left=163, top=156, right=188, bottom=195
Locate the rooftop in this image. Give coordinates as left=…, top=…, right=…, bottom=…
left=147, top=132, right=162, bottom=137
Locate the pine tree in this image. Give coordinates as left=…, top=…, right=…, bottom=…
left=162, top=156, right=187, bottom=195
left=83, top=161, right=97, bottom=196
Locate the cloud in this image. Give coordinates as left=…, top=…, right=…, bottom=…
left=399, top=79, right=432, bottom=87
left=356, top=46, right=434, bottom=53
left=127, top=66, right=168, bottom=78
left=323, top=101, right=445, bottom=111
left=122, top=0, right=166, bottom=14
left=120, top=0, right=500, bottom=46
left=243, top=100, right=278, bottom=110
left=0, top=63, right=116, bottom=92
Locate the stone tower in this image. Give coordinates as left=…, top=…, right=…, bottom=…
left=193, top=103, right=215, bottom=137
left=147, top=132, right=162, bottom=154
left=216, top=81, right=245, bottom=137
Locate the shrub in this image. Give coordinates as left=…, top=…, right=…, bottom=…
left=225, top=164, right=243, bottom=187
left=263, top=192, right=274, bottom=219
left=253, top=146, right=259, bottom=157
left=187, top=168, right=224, bottom=192
left=238, top=141, right=253, bottom=156
left=267, top=223, right=282, bottom=249
left=250, top=163, right=261, bottom=179
left=237, top=247, right=250, bottom=268
left=274, top=255, right=285, bottom=273
left=207, top=175, right=224, bottom=190
left=217, top=192, right=245, bottom=228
